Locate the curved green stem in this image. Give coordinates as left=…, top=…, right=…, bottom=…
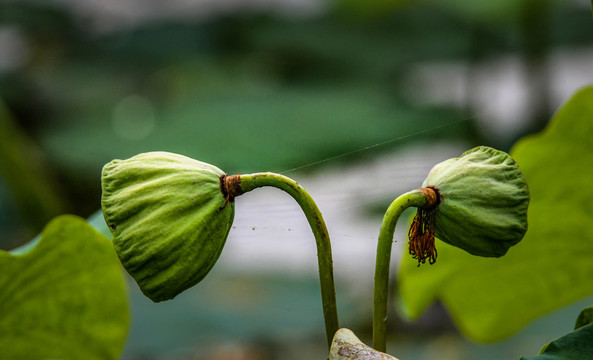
left=235, top=172, right=339, bottom=348
left=373, top=189, right=428, bottom=352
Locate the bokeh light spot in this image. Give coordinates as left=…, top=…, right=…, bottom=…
left=112, top=95, right=156, bottom=140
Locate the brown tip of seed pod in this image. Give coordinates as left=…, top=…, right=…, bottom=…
left=219, top=174, right=244, bottom=210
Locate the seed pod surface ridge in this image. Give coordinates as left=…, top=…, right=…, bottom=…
left=422, top=146, right=529, bottom=257
left=101, top=151, right=234, bottom=302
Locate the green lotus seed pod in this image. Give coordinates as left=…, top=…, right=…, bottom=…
left=330, top=328, right=399, bottom=360
left=101, top=151, right=235, bottom=302
left=410, top=146, right=529, bottom=263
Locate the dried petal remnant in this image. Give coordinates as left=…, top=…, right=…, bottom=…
left=218, top=174, right=243, bottom=211
left=330, top=328, right=400, bottom=360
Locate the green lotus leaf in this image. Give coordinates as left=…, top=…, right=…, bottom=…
left=0, top=215, right=129, bottom=359
left=421, top=146, right=530, bottom=257
left=519, top=322, right=593, bottom=360
left=101, top=151, right=235, bottom=302
left=575, top=306, right=593, bottom=330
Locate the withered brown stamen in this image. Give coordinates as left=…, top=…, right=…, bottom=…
left=408, top=188, right=439, bottom=266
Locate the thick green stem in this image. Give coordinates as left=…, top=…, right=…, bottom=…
left=231, top=172, right=339, bottom=348
left=373, top=189, right=429, bottom=352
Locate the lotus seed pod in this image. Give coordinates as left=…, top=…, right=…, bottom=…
left=412, top=146, right=529, bottom=261
left=330, top=328, right=400, bottom=360
left=101, top=151, right=235, bottom=302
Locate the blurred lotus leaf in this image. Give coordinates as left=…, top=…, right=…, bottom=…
left=0, top=215, right=129, bottom=360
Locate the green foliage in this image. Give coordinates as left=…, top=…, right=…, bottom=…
left=397, top=86, right=593, bottom=342
left=421, top=0, right=525, bottom=22
left=0, top=100, right=65, bottom=231
left=0, top=215, right=129, bottom=360
left=40, top=86, right=469, bottom=175
left=575, top=306, right=593, bottom=330
left=518, top=306, right=593, bottom=360
left=519, top=322, right=593, bottom=360
left=336, top=0, right=409, bottom=18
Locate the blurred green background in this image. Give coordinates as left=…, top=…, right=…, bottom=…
left=1, top=0, right=593, bottom=359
